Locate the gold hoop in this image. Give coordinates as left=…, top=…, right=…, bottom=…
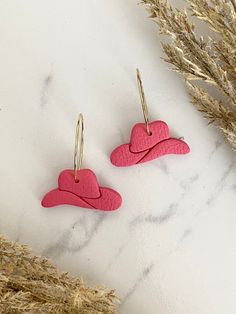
left=136, top=68, right=151, bottom=135
left=74, top=113, right=84, bottom=182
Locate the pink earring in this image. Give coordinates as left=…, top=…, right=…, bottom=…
left=42, top=114, right=122, bottom=211
left=110, top=69, right=190, bottom=167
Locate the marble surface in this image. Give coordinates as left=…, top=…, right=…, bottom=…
left=0, top=1, right=236, bottom=313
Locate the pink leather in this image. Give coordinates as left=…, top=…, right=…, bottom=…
left=41, top=189, right=94, bottom=209
left=130, top=121, right=170, bottom=152
left=59, top=169, right=100, bottom=198
left=111, top=144, right=148, bottom=167
left=110, top=120, right=190, bottom=167
left=42, top=169, right=122, bottom=211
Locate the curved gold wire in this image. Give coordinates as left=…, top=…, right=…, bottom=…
left=74, top=113, right=84, bottom=182
left=136, top=68, right=151, bottom=135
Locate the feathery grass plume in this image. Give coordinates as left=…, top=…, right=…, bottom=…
left=141, top=0, right=236, bottom=151
left=0, top=235, right=118, bottom=313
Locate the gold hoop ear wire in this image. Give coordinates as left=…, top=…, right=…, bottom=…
left=74, top=113, right=84, bottom=182
left=136, top=68, right=151, bottom=135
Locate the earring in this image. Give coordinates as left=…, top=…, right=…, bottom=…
left=110, top=69, right=190, bottom=167
left=42, top=114, right=122, bottom=211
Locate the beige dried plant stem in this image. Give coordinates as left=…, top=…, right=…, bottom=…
left=142, top=0, right=236, bottom=151
left=0, top=235, right=118, bottom=313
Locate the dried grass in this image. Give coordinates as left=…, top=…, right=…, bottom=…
left=0, top=235, right=118, bottom=313
left=142, top=0, right=236, bottom=151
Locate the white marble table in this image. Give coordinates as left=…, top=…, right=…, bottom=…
left=0, top=1, right=235, bottom=313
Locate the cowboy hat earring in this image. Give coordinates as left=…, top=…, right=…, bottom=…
left=110, top=69, right=190, bottom=167
left=42, top=114, right=122, bottom=211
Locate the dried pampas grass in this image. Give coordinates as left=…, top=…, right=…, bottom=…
left=0, top=235, right=118, bottom=313
left=142, top=0, right=236, bottom=151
